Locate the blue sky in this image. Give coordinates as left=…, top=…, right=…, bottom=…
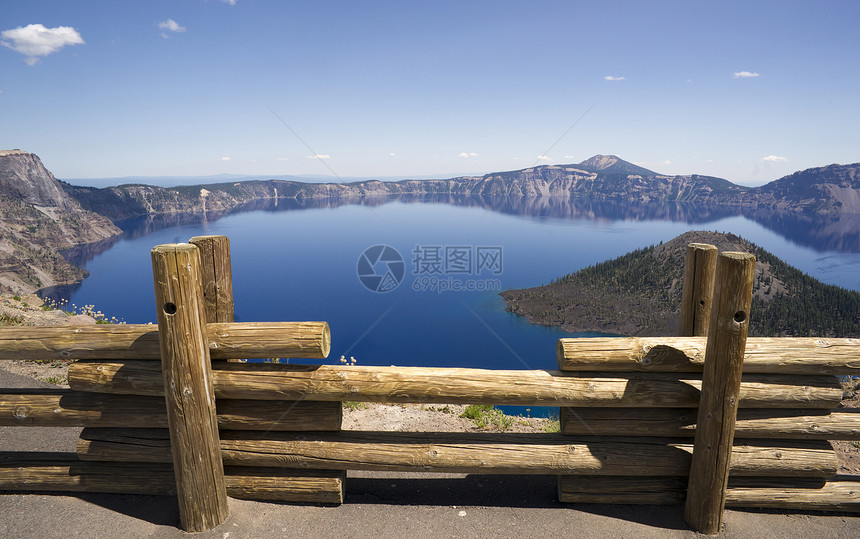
left=1, top=1, right=858, bottom=186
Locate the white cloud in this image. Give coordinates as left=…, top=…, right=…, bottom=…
left=1, top=24, right=84, bottom=65
left=563, top=155, right=575, bottom=159
left=733, top=71, right=760, bottom=79
left=222, top=0, right=237, bottom=4
left=536, top=155, right=552, bottom=161
left=306, top=154, right=330, bottom=159
left=458, top=152, right=478, bottom=158
left=762, top=155, right=788, bottom=162
left=661, top=160, right=672, bottom=165
left=158, top=19, right=186, bottom=38
left=603, top=75, right=625, bottom=81
left=389, top=152, right=396, bottom=157
left=276, top=157, right=290, bottom=161
left=219, top=156, right=231, bottom=161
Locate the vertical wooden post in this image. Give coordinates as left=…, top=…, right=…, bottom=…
left=684, top=251, right=755, bottom=534
left=189, top=235, right=235, bottom=323
left=679, top=243, right=718, bottom=337
left=152, top=244, right=229, bottom=532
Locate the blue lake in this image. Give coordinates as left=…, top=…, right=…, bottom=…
left=46, top=196, right=860, bottom=414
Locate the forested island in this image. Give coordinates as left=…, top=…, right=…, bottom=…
left=501, top=230, right=860, bottom=338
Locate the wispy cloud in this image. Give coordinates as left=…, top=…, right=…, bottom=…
left=1, top=24, right=84, bottom=66
left=221, top=0, right=237, bottom=5
left=276, top=157, right=289, bottom=161
left=536, top=155, right=552, bottom=161
left=762, top=155, right=788, bottom=162
left=219, top=156, right=231, bottom=161
left=458, top=152, right=478, bottom=158
left=389, top=152, right=396, bottom=157
left=733, top=71, right=760, bottom=79
left=603, top=75, right=625, bottom=81
left=158, top=19, right=186, bottom=39
left=563, top=155, right=575, bottom=159
left=306, top=154, right=330, bottom=159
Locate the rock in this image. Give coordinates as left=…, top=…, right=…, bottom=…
left=67, top=314, right=97, bottom=326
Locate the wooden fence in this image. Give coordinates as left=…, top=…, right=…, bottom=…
left=1, top=236, right=858, bottom=534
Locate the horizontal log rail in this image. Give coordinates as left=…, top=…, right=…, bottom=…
left=560, top=407, right=860, bottom=440
left=557, top=475, right=860, bottom=511
left=0, top=452, right=344, bottom=503
left=74, top=428, right=839, bottom=478
left=67, top=362, right=845, bottom=408
left=557, top=337, right=860, bottom=374
left=0, top=321, right=330, bottom=360
left=0, top=390, right=341, bottom=430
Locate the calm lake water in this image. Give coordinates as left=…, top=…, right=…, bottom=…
left=46, top=196, right=860, bottom=415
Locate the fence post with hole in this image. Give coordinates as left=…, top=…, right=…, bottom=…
left=151, top=243, right=229, bottom=532
left=684, top=251, right=756, bottom=534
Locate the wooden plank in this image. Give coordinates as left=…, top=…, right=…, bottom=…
left=68, top=361, right=845, bottom=409
left=559, top=407, right=860, bottom=440
left=557, top=337, right=860, bottom=375
left=0, top=390, right=341, bottom=430
left=686, top=251, right=756, bottom=534
left=152, top=243, right=228, bottom=531
left=74, top=429, right=840, bottom=478
left=0, top=321, right=330, bottom=361
left=558, top=476, right=860, bottom=512
left=679, top=243, right=718, bottom=337
left=0, top=452, right=344, bottom=503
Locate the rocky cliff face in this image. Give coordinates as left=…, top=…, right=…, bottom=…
left=756, top=163, right=860, bottom=213
left=0, top=150, right=121, bottom=294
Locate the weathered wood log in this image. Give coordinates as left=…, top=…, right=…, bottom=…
left=724, top=477, right=860, bottom=512
left=68, top=361, right=845, bottom=409
left=189, top=235, right=235, bottom=324
left=0, top=390, right=341, bottom=430
left=0, top=321, right=330, bottom=361
left=223, top=466, right=344, bottom=503
left=558, top=476, right=860, bottom=512
left=0, top=390, right=166, bottom=427
left=152, top=243, right=228, bottom=531
left=559, top=475, right=689, bottom=504
left=686, top=251, right=756, bottom=534
left=74, top=429, right=839, bottom=478
left=0, top=452, right=344, bottom=503
left=557, top=337, right=860, bottom=375
left=559, top=407, right=860, bottom=440
left=215, top=399, right=342, bottom=431
left=679, top=243, right=718, bottom=337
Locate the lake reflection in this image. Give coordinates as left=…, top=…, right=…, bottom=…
left=40, top=195, right=860, bottom=417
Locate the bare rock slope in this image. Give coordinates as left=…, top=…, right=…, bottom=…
left=0, top=150, right=121, bottom=294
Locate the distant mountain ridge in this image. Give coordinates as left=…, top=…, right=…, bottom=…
left=2, top=149, right=859, bottom=294
left=59, top=154, right=860, bottom=223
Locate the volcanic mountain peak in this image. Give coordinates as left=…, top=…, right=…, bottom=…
left=575, top=155, right=658, bottom=177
